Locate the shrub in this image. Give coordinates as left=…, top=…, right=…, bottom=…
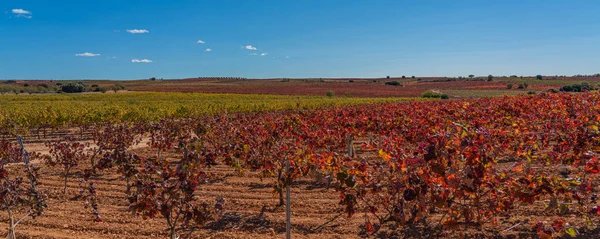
left=421, top=90, right=446, bottom=98
left=326, top=90, right=335, bottom=97
left=61, top=83, right=86, bottom=93
left=518, top=84, right=525, bottom=89
left=440, top=94, right=450, bottom=99
left=487, top=75, right=493, bottom=81
left=536, top=75, right=543, bottom=80
left=523, top=82, right=528, bottom=88
left=348, top=80, right=354, bottom=83
left=547, top=88, right=559, bottom=93
left=507, top=83, right=513, bottom=89
left=527, top=91, right=536, bottom=95
left=560, top=82, right=595, bottom=92
left=23, top=84, right=29, bottom=87
left=91, top=84, right=99, bottom=87
left=384, top=81, right=401, bottom=86
left=37, top=84, right=48, bottom=88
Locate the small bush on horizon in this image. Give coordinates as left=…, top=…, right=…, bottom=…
left=326, top=90, right=335, bottom=97
left=421, top=90, right=448, bottom=99
left=560, top=82, right=594, bottom=92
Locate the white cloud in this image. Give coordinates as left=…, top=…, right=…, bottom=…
left=260, top=53, right=268, bottom=56
left=75, top=52, right=101, bottom=57
left=205, top=48, right=212, bottom=52
left=285, top=56, right=290, bottom=59
left=12, top=9, right=31, bottom=14
left=127, top=29, right=149, bottom=34
left=11, top=9, right=32, bottom=18
left=245, top=45, right=257, bottom=50
left=197, top=40, right=205, bottom=44
left=132, top=59, right=153, bottom=63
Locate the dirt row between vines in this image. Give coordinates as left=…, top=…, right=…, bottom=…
left=0, top=141, right=579, bottom=238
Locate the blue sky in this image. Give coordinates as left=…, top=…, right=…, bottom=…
left=1, top=0, right=599, bottom=80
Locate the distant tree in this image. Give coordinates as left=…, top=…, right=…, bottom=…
left=595, top=73, right=600, bottom=77
left=0, top=86, right=11, bottom=94
left=468, top=74, right=475, bottom=78
left=401, top=75, right=406, bottom=79
left=150, top=77, right=156, bottom=80
left=487, top=75, right=494, bottom=81
left=384, top=81, right=401, bottom=86
left=560, top=82, right=594, bottom=92
left=386, top=76, right=390, bottom=79
left=411, top=76, right=416, bottom=79
left=536, top=75, right=543, bottom=80
left=60, top=83, right=86, bottom=93
left=510, top=75, right=518, bottom=78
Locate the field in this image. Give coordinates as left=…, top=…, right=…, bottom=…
left=1, top=86, right=600, bottom=238
left=0, top=92, right=415, bottom=138
left=117, top=76, right=600, bottom=98
left=5, top=75, right=600, bottom=98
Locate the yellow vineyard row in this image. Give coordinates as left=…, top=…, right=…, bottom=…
left=0, top=92, right=419, bottom=134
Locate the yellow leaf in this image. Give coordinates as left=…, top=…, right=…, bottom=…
left=378, top=149, right=391, bottom=161
left=565, top=227, right=577, bottom=237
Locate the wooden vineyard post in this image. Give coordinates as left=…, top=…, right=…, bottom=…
left=285, top=160, right=291, bottom=239
left=346, top=134, right=353, bottom=157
